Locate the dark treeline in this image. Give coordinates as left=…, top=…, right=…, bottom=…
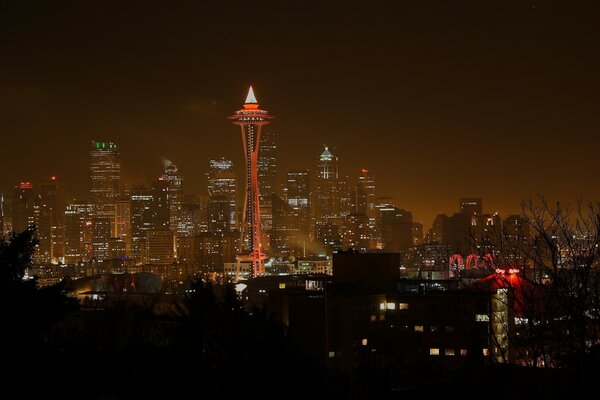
left=2, top=228, right=336, bottom=400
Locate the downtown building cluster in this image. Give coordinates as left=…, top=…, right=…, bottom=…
left=1, top=137, right=529, bottom=284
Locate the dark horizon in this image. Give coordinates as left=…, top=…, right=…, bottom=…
left=2, top=1, right=599, bottom=229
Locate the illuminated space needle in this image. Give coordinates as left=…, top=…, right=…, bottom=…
left=229, top=87, right=273, bottom=277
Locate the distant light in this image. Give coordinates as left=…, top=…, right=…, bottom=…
left=51, top=176, right=57, bottom=181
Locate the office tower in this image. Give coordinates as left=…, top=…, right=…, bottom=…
left=131, top=187, right=154, bottom=262
left=114, top=195, right=132, bottom=257
left=63, top=202, right=94, bottom=264
left=207, top=195, right=232, bottom=233
left=412, top=221, right=424, bottom=246
left=271, top=193, right=300, bottom=258
left=11, top=182, right=35, bottom=233
left=145, top=230, right=175, bottom=265
left=286, top=170, right=310, bottom=236
left=178, top=202, right=201, bottom=237
left=162, top=160, right=184, bottom=232
left=337, top=176, right=354, bottom=220
left=152, top=177, right=171, bottom=231
left=228, top=86, right=273, bottom=277
left=314, top=221, right=341, bottom=254
left=207, top=158, right=237, bottom=231
left=64, top=205, right=83, bottom=264
left=315, top=146, right=340, bottom=251
left=92, top=217, right=111, bottom=261
left=503, top=214, right=530, bottom=239
left=473, top=213, right=502, bottom=250
left=459, top=198, right=482, bottom=220
left=379, top=206, right=413, bottom=252
left=36, top=176, right=67, bottom=263
left=176, top=232, right=238, bottom=273
left=355, top=168, right=376, bottom=249
left=342, top=213, right=369, bottom=253
left=355, top=169, right=375, bottom=217
left=258, top=129, right=277, bottom=233
left=90, top=141, right=120, bottom=220
left=316, top=146, right=339, bottom=221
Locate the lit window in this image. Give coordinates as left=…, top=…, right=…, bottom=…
left=445, top=349, right=455, bottom=356
left=444, top=326, right=455, bottom=332
left=370, top=315, right=377, bottom=322
left=379, top=315, right=386, bottom=321
left=328, top=351, right=335, bottom=358
left=279, top=283, right=286, bottom=289
left=398, top=303, right=409, bottom=310
left=379, top=303, right=386, bottom=310
left=476, top=314, right=490, bottom=322
left=482, top=348, right=489, bottom=356
left=361, top=338, right=368, bottom=346
left=386, top=302, right=396, bottom=310
left=415, top=325, right=424, bottom=332
left=429, top=348, right=440, bottom=356
left=460, top=349, right=468, bottom=356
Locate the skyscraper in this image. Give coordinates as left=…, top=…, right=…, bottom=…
left=63, top=201, right=94, bottom=264
left=162, top=160, right=184, bottom=233
left=207, top=158, right=237, bottom=231
left=130, top=187, right=154, bottom=263
left=459, top=198, right=482, bottom=219
left=258, top=129, right=277, bottom=233
left=11, top=182, right=35, bottom=233
left=355, top=168, right=376, bottom=249
left=315, top=146, right=340, bottom=250
left=37, top=176, right=66, bottom=263
left=286, top=170, right=310, bottom=236
left=228, top=86, right=273, bottom=277
left=90, top=141, right=120, bottom=220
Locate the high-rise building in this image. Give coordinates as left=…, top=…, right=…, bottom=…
left=176, top=232, right=239, bottom=273
left=152, top=177, right=171, bottom=231
left=207, top=158, right=237, bottom=231
left=379, top=206, right=413, bottom=252
left=92, top=217, right=111, bottom=261
left=459, top=198, right=482, bottom=220
left=337, top=176, right=354, bottom=220
left=36, top=176, right=67, bottom=263
left=258, top=129, right=277, bottom=233
left=207, top=195, right=232, bottom=233
left=145, top=229, right=175, bottom=265
left=12, top=182, right=36, bottom=233
left=162, top=161, right=184, bottom=233
left=90, top=141, right=120, bottom=220
left=177, top=195, right=208, bottom=236
left=355, top=168, right=376, bottom=249
left=131, top=187, right=154, bottom=262
left=342, top=213, right=369, bottom=253
left=63, top=201, right=94, bottom=264
left=228, top=86, right=273, bottom=277
left=271, top=193, right=300, bottom=258
left=315, top=146, right=340, bottom=250
left=412, top=221, right=424, bottom=246
left=286, top=170, right=310, bottom=236
left=316, top=146, right=339, bottom=221
left=114, top=195, right=132, bottom=257
left=356, top=169, right=375, bottom=217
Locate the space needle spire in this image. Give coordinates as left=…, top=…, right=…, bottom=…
left=228, top=86, right=274, bottom=278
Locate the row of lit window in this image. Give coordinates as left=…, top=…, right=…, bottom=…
left=379, top=302, right=409, bottom=310
left=429, top=348, right=489, bottom=356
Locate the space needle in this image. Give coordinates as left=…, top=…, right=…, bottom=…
left=228, top=87, right=274, bottom=278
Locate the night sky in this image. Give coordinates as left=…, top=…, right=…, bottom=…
left=1, top=1, right=599, bottom=228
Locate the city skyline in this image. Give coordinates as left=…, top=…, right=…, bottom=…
left=2, top=2, right=598, bottom=228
